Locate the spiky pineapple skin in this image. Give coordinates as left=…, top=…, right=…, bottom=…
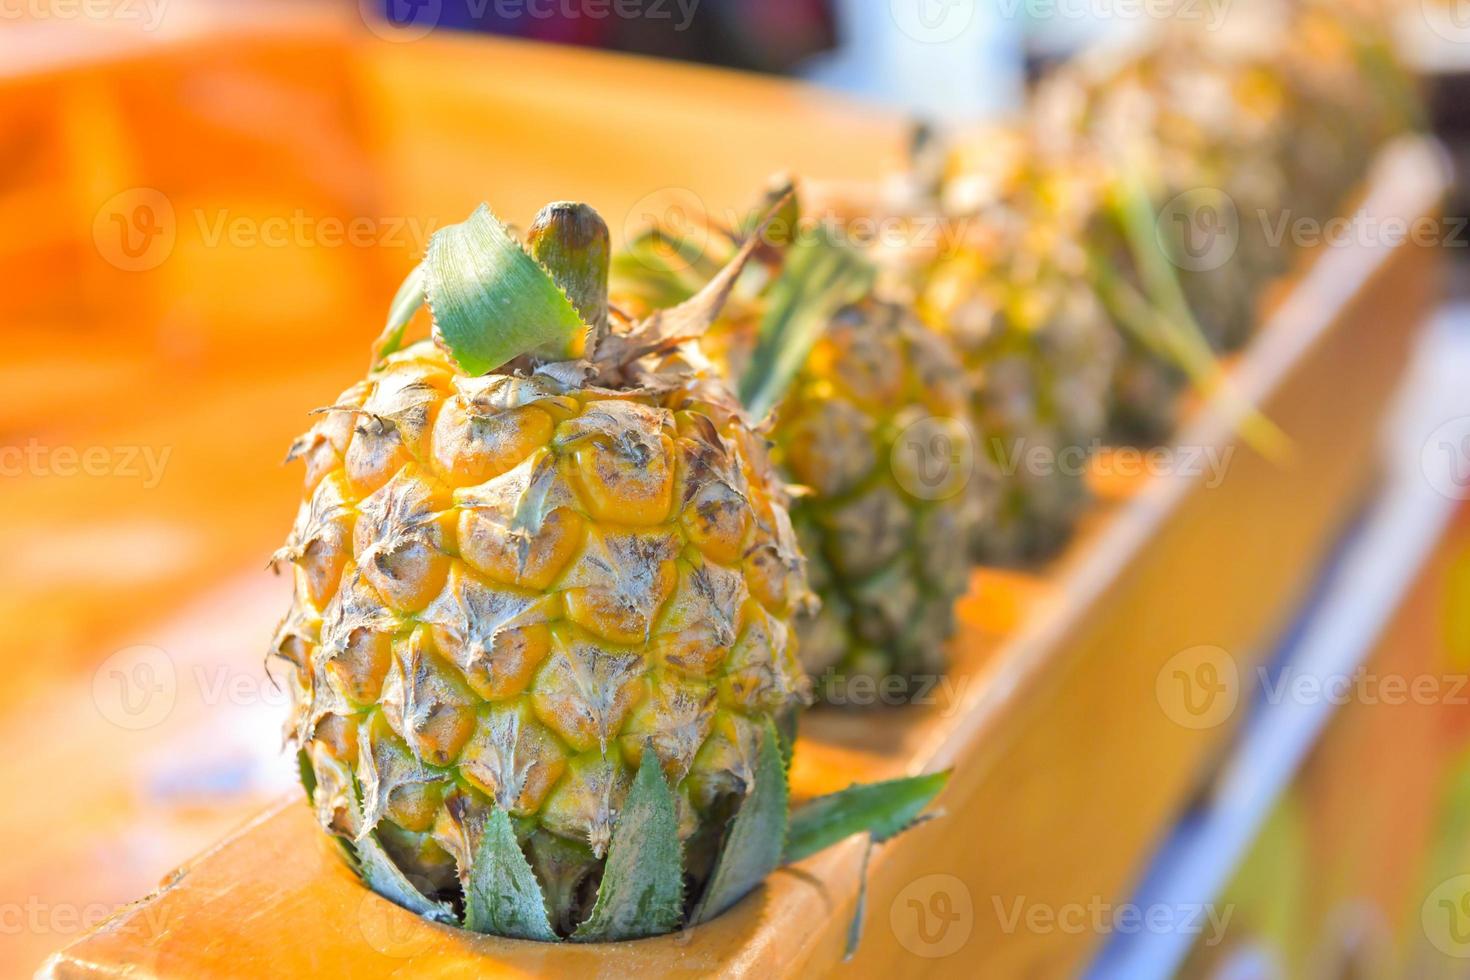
left=270, top=340, right=809, bottom=929
left=769, top=298, right=983, bottom=702
left=917, top=166, right=1120, bottom=562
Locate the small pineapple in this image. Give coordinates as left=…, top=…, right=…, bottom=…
left=1031, top=3, right=1416, bottom=442
left=1037, top=27, right=1290, bottom=354
left=1270, top=0, right=1416, bottom=223
left=768, top=295, right=984, bottom=701
left=615, top=194, right=987, bottom=703
left=1029, top=46, right=1259, bottom=444
left=915, top=134, right=1121, bottom=561
left=270, top=200, right=946, bottom=940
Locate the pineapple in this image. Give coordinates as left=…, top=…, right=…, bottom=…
left=1032, top=2, right=1416, bottom=440
left=768, top=295, right=984, bottom=701
left=615, top=195, right=987, bottom=703
left=1028, top=40, right=1276, bottom=443
left=271, top=199, right=945, bottom=941
left=1270, top=0, right=1416, bottom=223
left=1110, top=37, right=1289, bottom=351
left=914, top=134, right=1121, bottom=561
left=801, top=130, right=1120, bottom=563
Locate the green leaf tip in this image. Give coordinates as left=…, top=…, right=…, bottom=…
left=373, top=261, right=425, bottom=365
left=844, top=839, right=875, bottom=960
left=692, top=718, right=790, bottom=924
left=424, top=204, right=590, bottom=376
left=572, top=749, right=685, bottom=942
left=464, top=807, right=558, bottom=941
left=784, top=769, right=950, bottom=865
left=740, top=173, right=801, bottom=247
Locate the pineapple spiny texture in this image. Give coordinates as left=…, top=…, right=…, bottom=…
left=770, top=295, right=985, bottom=702
left=271, top=216, right=813, bottom=933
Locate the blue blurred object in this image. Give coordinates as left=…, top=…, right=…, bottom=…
left=801, top=0, right=1025, bottom=123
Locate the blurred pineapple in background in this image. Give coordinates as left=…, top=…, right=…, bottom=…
left=1270, top=0, right=1419, bottom=221
left=805, top=126, right=1130, bottom=561
left=914, top=130, right=1121, bottom=562
left=1021, top=0, right=1418, bottom=442
left=614, top=193, right=987, bottom=702
left=766, top=294, right=983, bottom=699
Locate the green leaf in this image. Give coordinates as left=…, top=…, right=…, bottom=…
left=572, top=751, right=685, bottom=941
left=692, top=718, right=789, bottom=924
left=1100, top=179, right=1290, bottom=462
left=373, top=262, right=425, bottom=364
left=611, top=229, right=715, bottom=308
left=331, top=834, right=362, bottom=874
left=296, top=748, right=317, bottom=802
left=464, top=807, right=558, bottom=941
left=776, top=708, right=799, bottom=771
left=844, top=838, right=875, bottom=960
left=784, top=770, right=950, bottom=865
left=425, top=204, right=589, bottom=375
left=740, top=233, right=874, bottom=420
left=355, top=831, right=459, bottom=926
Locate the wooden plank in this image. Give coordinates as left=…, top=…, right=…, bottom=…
left=39, top=135, right=1447, bottom=978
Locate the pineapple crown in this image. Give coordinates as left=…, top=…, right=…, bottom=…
left=614, top=177, right=876, bottom=420
left=374, top=198, right=790, bottom=387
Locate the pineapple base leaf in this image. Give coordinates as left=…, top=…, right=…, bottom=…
left=571, top=750, right=685, bottom=942
left=349, top=759, right=952, bottom=945
left=356, top=832, right=459, bottom=927
left=465, top=807, right=558, bottom=941
left=691, top=718, right=790, bottom=925
left=843, top=838, right=876, bottom=961
left=783, top=770, right=951, bottom=865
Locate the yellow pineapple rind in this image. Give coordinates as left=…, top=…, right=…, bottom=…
left=271, top=341, right=809, bottom=903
